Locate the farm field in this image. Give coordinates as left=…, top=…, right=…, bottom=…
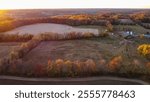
left=21, top=35, right=150, bottom=75
left=3, top=23, right=99, bottom=35
left=23, top=39, right=115, bottom=67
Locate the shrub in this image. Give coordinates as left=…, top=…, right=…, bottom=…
left=108, top=56, right=123, bottom=72
left=137, top=44, right=150, bottom=60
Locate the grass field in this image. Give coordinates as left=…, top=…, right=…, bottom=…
left=22, top=35, right=149, bottom=70
left=114, top=25, right=150, bottom=34
left=0, top=42, right=21, bottom=58
left=22, top=39, right=115, bottom=67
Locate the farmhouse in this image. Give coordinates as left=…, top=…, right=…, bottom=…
left=119, top=30, right=134, bottom=39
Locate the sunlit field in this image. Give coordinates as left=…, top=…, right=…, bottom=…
left=3, top=23, right=99, bottom=35
left=0, top=9, right=150, bottom=84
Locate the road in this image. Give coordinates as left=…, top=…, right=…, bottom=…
left=0, top=76, right=149, bottom=85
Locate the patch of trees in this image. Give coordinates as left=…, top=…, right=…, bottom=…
left=0, top=13, right=141, bottom=33
left=130, top=12, right=150, bottom=29
left=0, top=15, right=108, bottom=32
left=1, top=53, right=150, bottom=77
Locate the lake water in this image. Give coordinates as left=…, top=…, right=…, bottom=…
left=4, top=23, right=99, bottom=35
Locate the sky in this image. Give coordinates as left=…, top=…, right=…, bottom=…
left=0, top=0, right=150, bottom=9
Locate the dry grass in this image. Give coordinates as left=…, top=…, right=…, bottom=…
left=22, top=40, right=116, bottom=67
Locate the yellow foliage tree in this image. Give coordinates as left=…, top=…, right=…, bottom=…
left=137, top=44, right=150, bottom=60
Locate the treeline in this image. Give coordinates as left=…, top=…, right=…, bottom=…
left=0, top=13, right=138, bottom=32
left=0, top=33, right=33, bottom=42
left=130, top=12, right=150, bottom=29
left=0, top=16, right=108, bottom=32
left=1, top=53, right=150, bottom=77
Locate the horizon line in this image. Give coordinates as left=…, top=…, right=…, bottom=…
left=0, top=8, right=150, bottom=10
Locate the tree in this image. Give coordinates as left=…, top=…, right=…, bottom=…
left=106, top=22, right=113, bottom=32
left=108, top=56, right=123, bottom=72
left=137, top=44, right=150, bottom=60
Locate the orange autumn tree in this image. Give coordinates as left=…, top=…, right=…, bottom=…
left=108, top=56, right=123, bottom=72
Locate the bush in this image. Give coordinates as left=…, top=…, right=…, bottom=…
left=137, top=44, right=150, bottom=60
